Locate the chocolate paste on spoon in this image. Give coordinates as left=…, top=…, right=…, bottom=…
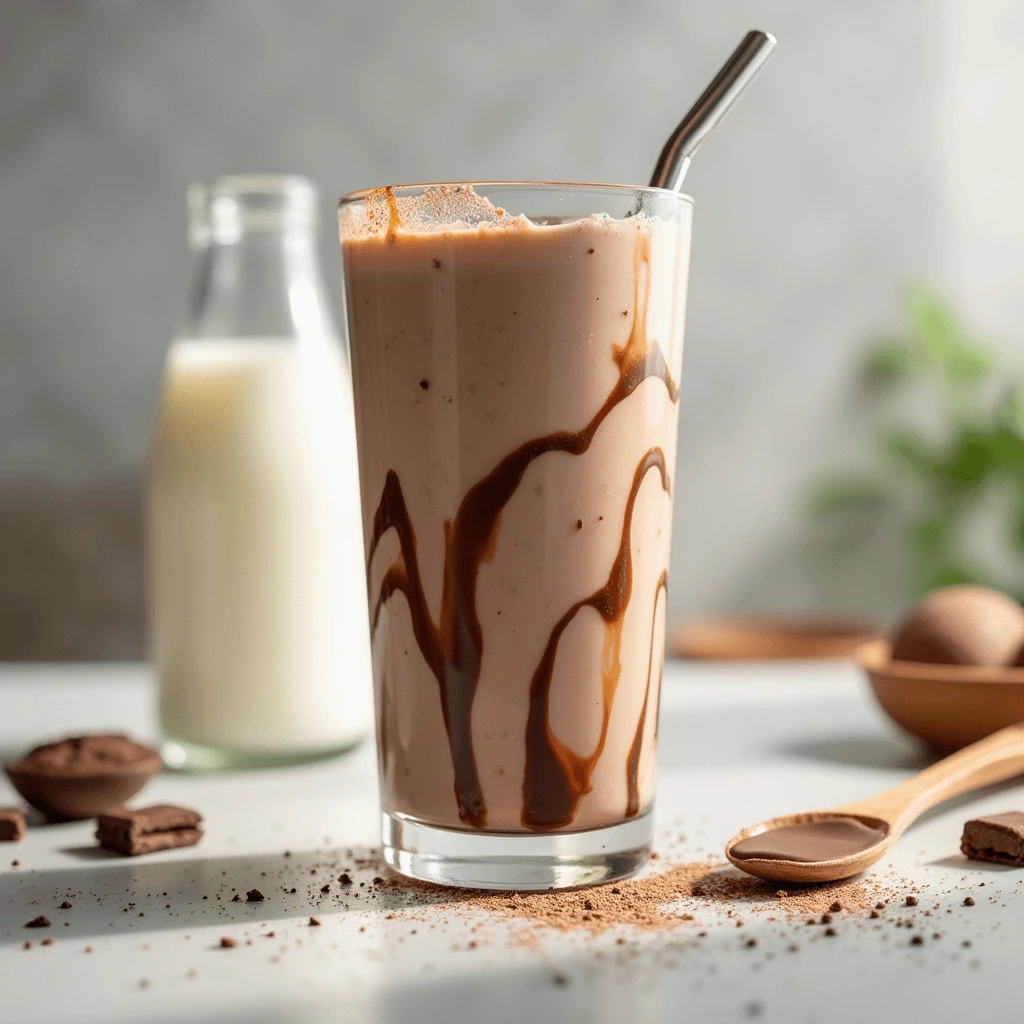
left=729, top=817, right=888, bottom=863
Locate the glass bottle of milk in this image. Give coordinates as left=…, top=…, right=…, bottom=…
left=148, top=176, right=372, bottom=770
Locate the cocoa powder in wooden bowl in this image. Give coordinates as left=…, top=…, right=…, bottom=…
left=5, top=735, right=161, bottom=820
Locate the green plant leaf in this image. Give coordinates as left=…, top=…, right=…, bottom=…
left=998, top=386, right=1024, bottom=440
left=803, top=282, right=1024, bottom=601
left=863, top=338, right=922, bottom=381
left=936, top=430, right=998, bottom=493
left=905, top=282, right=995, bottom=385
left=918, top=565, right=985, bottom=594
left=880, top=429, right=937, bottom=478
left=804, top=476, right=890, bottom=519
left=990, top=428, right=1024, bottom=472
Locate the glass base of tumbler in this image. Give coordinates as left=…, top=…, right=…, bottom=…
left=160, top=734, right=365, bottom=772
left=381, top=809, right=653, bottom=891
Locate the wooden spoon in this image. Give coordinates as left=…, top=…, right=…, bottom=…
left=725, top=721, right=1024, bottom=883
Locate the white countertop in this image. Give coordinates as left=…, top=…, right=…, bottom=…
left=1, top=660, right=1020, bottom=1024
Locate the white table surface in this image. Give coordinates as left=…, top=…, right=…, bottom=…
left=2, top=660, right=1021, bottom=1024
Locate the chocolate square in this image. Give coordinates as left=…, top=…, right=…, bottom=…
left=961, top=811, right=1024, bottom=866
left=96, top=804, right=202, bottom=856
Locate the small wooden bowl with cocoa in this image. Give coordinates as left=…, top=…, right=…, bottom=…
left=4, top=735, right=162, bottom=821
left=858, top=585, right=1024, bottom=752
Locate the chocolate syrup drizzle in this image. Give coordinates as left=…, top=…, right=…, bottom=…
left=624, top=571, right=668, bottom=819
left=520, top=452, right=669, bottom=829
left=367, top=234, right=679, bottom=829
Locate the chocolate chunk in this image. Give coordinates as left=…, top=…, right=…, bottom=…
left=339, top=873, right=352, bottom=886
left=308, top=916, right=321, bottom=926
left=321, top=884, right=330, bottom=893
left=961, top=812, right=1024, bottom=865
left=219, top=937, right=237, bottom=948
left=0, top=807, right=26, bottom=841
left=964, top=896, right=975, bottom=906
left=25, top=916, right=50, bottom=928
left=246, top=889, right=264, bottom=902
left=829, top=902, right=842, bottom=913
left=59, top=901, right=72, bottom=910
left=905, top=896, right=918, bottom=907
left=96, top=804, right=202, bottom=856
left=5, top=735, right=160, bottom=821
left=824, top=927, right=837, bottom=937
left=910, top=935, right=924, bottom=946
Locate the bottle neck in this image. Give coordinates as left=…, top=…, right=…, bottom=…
left=182, top=228, right=337, bottom=342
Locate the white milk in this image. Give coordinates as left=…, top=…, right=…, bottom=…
left=147, top=337, right=373, bottom=757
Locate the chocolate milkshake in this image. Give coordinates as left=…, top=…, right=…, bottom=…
left=340, top=183, right=692, bottom=885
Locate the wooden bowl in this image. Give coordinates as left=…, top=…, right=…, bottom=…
left=670, top=618, right=880, bottom=661
left=4, top=738, right=162, bottom=821
left=858, top=639, right=1024, bottom=751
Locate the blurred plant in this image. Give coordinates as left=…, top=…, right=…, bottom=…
left=806, top=283, right=1024, bottom=599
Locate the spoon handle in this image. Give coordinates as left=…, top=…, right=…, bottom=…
left=842, top=722, right=1024, bottom=833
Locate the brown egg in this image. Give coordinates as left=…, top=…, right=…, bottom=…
left=891, top=585, right=1024, bottom=666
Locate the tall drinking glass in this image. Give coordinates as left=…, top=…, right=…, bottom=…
left=339, top=183, right=692, bottom=889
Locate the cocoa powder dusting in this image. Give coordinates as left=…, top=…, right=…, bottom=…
left=390, top=859, right=908, bottom=945
left=468, top=861, right=718, bottom=938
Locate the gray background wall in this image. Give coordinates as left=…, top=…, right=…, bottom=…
left=2, top=0, right=1023, bottom=658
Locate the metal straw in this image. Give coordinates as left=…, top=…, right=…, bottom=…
left=650, top=30, right=777, bottom=192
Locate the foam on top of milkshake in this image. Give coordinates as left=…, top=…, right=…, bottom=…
left=340, top=184, right=632, bottom=240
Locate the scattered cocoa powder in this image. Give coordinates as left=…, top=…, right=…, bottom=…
left=464, top=861, right=718, bottom=938
left=421, top=860, right=909, bottom=943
